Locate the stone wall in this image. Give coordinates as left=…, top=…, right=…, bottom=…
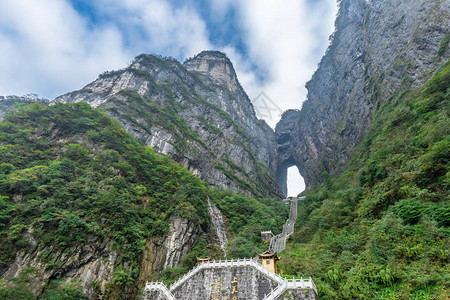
left=171, top=265, right=278, bottom=300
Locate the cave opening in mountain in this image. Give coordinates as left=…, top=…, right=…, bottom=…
left=287, top=166, right=305, bottom=197
left=276, top=156, right=305, bottom=197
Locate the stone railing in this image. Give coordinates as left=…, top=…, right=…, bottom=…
left=261, top=230, right=274, bottom=242
left=143, top=281, right=176, bottom=300
left=261, top=230, right=274, bottom=235
left=262, top=277, right=317, bottom=300
left=169, top=258, right=285, bottom=291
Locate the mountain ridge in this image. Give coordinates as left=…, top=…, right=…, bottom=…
left=55, top=51, right=283, bottom=199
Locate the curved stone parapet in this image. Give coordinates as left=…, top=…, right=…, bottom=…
left=142, top=257, right=317, bottom=300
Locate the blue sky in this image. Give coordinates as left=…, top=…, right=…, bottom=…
left=0, top=0, right=338, bottom=194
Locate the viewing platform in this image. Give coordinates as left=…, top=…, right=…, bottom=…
left=142, top=258, right=317, bottom=300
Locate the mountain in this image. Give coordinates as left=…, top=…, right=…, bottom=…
left=0, top=102, right=288, bottom=298
left=276, top=0, right=449, bottom=188
left=273, top=0, right=449, bottom=298
left=279, top=60, right=449, bottom=299
left=0, top=0, right=448, bottom=298
left=55, top=51, right=283, bottom=199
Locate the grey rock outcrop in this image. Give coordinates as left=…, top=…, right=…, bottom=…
left=55, top=51, right=283, bottom=198
left=276, top=0, right=449, bottom=188
left=137, top=216, right=204, bottom=287
left=207, top=197, right=229, bottom=256
left=3, top=234, right=118, bottom=298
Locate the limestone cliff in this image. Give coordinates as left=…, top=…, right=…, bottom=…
left=55, top=51, right=282, bottom=198
left=2, top=216, right=204, bottom=299
left=276, top=0, right=449, bottom=189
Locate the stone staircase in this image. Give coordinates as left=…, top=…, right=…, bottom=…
left=267, top=197, right=301, bottom=254
left=170, top=258, right=284, bottom=291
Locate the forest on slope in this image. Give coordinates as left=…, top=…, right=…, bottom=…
left=0, top=102, right=288, bottom=299
left=279, top=62, right=450, bottom=299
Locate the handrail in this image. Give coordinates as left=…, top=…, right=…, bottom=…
left=144, top=281, right=176, bottom=300
left=262, top=277, right=317, bottom=300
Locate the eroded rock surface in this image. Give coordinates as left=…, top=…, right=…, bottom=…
left=56, top=51, right=282, bottom=198
left=276, top=0, right=449, bottom=188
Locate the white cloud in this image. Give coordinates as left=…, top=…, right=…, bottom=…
left=204, top=0, right=338, bottom=128
left=111, top=0, right=213, bottom=58
left=0, top=0, right=130, bottom=98
left=231, top=0, right=338, bottom=127
left=0, top=0, right=337, bottom=116
left=0, top=0, right=213, bottom=99
left=0, top=0, right=337, bottom=192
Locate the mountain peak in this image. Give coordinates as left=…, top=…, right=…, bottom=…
left=185, top=50, right=230, bottom=62
left=184, top=50, right=238, bottom=89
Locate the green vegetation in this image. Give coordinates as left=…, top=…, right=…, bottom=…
left=279, top=62, right=450, bottom=299
left=0, top=268, right=87, bottom=300
left=0, top=102, right=286, bottom=297
left=197, top=115, right=223, bottom=136
left=212, top=190, right=289, bottom=258
left=0, top=102, right=210, bottom=296
left=437, top=34, right=449, bottom=57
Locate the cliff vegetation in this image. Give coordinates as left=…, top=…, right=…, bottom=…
left=0, top=102, right=287, bottom=298
left=279, top=62, right=450, bottom=299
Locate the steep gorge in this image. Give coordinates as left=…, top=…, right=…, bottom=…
left=0, top=0, right=448, bottom=298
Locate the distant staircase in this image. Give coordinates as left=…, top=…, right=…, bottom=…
left=267, top=197, right=301, bottom=254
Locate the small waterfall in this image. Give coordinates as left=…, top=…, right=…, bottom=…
left=206, top=197, right=228, bottom=256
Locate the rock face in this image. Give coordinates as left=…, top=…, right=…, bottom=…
left=55, top=51, right=283, bottom=198
left=137, top=216, right=204, bottom=289
left=276, top=0, right=449, bottom=188
left=2, top=216, right=206, bottom=298
left=2, top=235, right=118, bottom=298
left=207, top=197, right=229, bottom=256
